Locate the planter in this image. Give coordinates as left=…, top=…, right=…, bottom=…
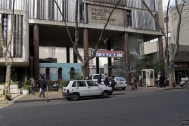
left=10, top=85, right=19, bottom=94
left=22, top=89, right=29, bottom=94
left=58, top=88, right=63, bottom=93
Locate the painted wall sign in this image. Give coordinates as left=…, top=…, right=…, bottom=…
left=91, top=50, right=123, bottom=57
left=88, top=5, right=124, bottom=26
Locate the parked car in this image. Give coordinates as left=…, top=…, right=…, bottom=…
left=90, top=74, right=104, bottom=84
left=62, top=80, right=113, bottom=101
left=109, top=77, right=127, bottom=90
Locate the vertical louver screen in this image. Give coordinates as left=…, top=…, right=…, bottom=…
left=0, top=14, right=23, bottom=58
left=0, top=0, right=77, bottom=22
left=84, top=0, right=158, bottom=11
left=132, top=10, right=157, bottom=30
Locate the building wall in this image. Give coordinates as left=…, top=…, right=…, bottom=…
left=39, top=63, right=81, bottom=81
left=0, top=9, right=29, bottom=67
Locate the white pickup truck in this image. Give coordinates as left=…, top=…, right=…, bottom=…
left=90, top=74, right=104, bottom=84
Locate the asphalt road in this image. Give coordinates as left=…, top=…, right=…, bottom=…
left=0, top=89, right=189, bottom=126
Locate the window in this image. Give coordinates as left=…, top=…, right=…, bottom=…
left=150, top=71, right=153, bottom=78
left=93, top=75, right=99, bottom=79
left=77, top=81, right=86, bottom=87
left=72, top=81, right=77, bottom=87
left=127, top=11, right=132, bottom=26
left=116, top=77, right=125, bottom=81
left=87, top=81, right=98, bottom=86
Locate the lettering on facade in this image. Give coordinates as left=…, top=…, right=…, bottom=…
left=91, top=8, right=116, bottom=22
left=88, top=5, right=124, bottom=26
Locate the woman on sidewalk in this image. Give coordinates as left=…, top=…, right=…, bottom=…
left=30, top=77, right=35, bottom=95
left=131, top=75, right=137, bottom=90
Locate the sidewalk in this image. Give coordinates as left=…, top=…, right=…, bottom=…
left=1, top=85, right=184, bottom=103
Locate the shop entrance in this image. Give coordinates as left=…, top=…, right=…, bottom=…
left=175, top=70, right=189, bottom=84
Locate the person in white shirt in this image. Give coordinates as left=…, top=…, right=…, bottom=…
left=53, top=82, right=59, bottom=91
left=157, top=72, right=161, bottom=87
left=139, top=75, right=142, bottom=87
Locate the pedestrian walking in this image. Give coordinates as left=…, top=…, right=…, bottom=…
left=29, top=77, right=35, bottom=95
left=97, top=74, right=102, bottom=85
left=39, top=76, right=46, bottom=98
left=110, top=75, right=117, bottom=91
left=131, top=75, right=137, bottom=90
left=104, top=75, right=110, bottom=86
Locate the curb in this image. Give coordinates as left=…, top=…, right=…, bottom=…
left=12, top=87, right=185, bottom=103
left=13, top=97, right=64, bottom=103
left=163, top=87, right=183, bottom=90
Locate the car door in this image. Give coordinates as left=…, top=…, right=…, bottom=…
left=86, top=81, right=101, bottom=96
left=75, top=81, right=88, bottom=96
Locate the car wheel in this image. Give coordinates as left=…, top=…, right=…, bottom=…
left=102, top=91, right=109, bottom=98
left=71, top=93, right=79, bottom=101
left=122, top=87, right=125, bottom=90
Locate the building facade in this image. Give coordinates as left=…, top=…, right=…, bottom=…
left=144, top=1, right=189, bottom=84
left=0, top=0, right=164, bottom=83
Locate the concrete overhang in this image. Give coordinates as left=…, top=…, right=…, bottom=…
left=29, top=19, right=162, bottom=48
left=0, top=61, right=29, bottom=67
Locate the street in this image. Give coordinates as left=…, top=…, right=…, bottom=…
left=0, top=89, right=189, bottom=126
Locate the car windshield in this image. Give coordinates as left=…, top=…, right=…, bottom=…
left=116, top=77, right=125, bottom=81
left=87, top=81, right=98, bottom=86
left=93, top=75, right=99, bottom=79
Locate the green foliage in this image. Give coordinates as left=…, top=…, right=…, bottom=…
left=10, top=80, right=19, bottom=85
left=135, top=55, right=151, bottom=76
left=22, top=77, right=30, bottom=90
left=59, top=80, right=66, bottom=88
left=22, top=84, right=30, bottom=90
left=135, top=55, right=165, bottom=77
left=152, top=57, right=165, bottom=76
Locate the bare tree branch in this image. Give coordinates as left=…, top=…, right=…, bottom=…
left=142, top=0, right=166, bottom=36
left=165, top=0, right=171, bottom=66
left=88, top=0, right=121, bottom=61
left=74, top=0, right=84, bottom=63
left=171, top=0, right=186, bottom=63
left=53, top=0, right=74, bottom=45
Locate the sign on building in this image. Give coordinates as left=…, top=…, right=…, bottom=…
left=91, top=50, right=123, bottom=57
left=88, top=5, right=124, bottom=26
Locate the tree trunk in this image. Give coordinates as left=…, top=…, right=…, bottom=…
left=168, top=65, right=175, bottom=87
left=5, top=62, right=11, bottom=97
left=82, top=66, right=86, bottom=80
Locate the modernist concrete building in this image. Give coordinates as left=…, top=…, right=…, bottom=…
left=0, top=0, right=164, bottom=83
left=144, top=1, right=189, bottom=84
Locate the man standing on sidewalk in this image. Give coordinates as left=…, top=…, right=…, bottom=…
left=139, top=74, right=142, bottom=87
left=39, top=76, right=46, bottom=98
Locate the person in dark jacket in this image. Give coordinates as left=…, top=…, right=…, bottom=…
left=111, top=75, right=116, bottom=91
left=39, top=76, right=46, bottom=98
left=104, top=75, right=110, bottom=86
left=160, top=73, right=165, bottom=87
left=97, top=74, right=102, bottom=85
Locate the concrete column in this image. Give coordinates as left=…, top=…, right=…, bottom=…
left=66, top=46, right=70, bottom=63
left=107, top=41, right=112, bottom=77
left=124, top=33, right=130, bottom=83
left=124, top=10, right=128, bottom=28
left=33, top=24, right=39, bottom=78
left=96, top=57, right=99, bottom=74
left=83, top=29, right=89, bottom=77
left=158, top=36, right=163, bottom=59
left=29, top=56, right=34, bottom=78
